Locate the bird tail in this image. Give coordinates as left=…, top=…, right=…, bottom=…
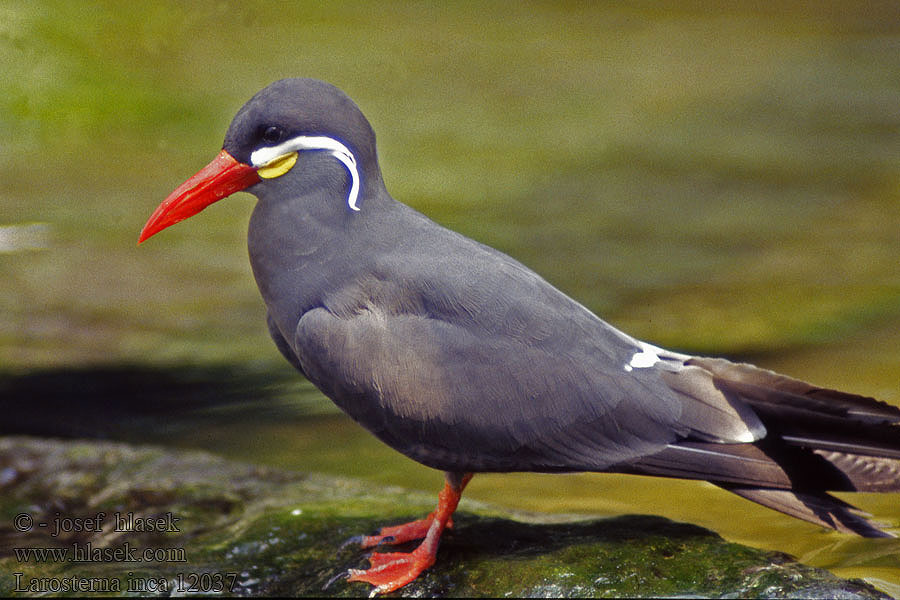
left=716, top=484, right=891, bottom=537
left=630, top=356, right=900, bottom=537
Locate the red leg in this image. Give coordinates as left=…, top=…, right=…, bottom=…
left=347, top=472, right=472, bottom=595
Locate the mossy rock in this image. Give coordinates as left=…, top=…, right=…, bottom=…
left=0, top=436, right=888, bottom=598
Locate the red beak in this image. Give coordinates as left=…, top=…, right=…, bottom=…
left=138, top=150, right=260, bottom=243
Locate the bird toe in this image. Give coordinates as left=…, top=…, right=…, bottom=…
left=347, top=548, right=436, bottom=595
left=357, top=516, right=435, bottom=548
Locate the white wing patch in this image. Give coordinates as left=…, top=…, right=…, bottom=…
left=250, top=135, right=361, bottom=211
left=624, top=341, right=666, bottom=372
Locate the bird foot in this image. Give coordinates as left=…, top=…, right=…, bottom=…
left=347, top=546, right=436, bottom=596
left=339, top=474, right=471, bottom=595
left=358, top=514, right=453, bottom=549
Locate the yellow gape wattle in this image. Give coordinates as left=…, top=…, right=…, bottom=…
left=257, top=152, right=298, bottom=179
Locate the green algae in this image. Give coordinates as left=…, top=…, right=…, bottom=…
left=0, top=436, right=888, bottom=598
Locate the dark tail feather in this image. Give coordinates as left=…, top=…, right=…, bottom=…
left=626, top=442, right=898, bottom=536
left=687, top=356, right=900, bottom=427
left=625, top=440, right=900, bottom=492
left=688, top=357, right=900, bottom=463
left=717, top=485, right=894, bottom=538
left=626, top=357, right=900, bottom=536
left=812, top=450, right=900, bottom=492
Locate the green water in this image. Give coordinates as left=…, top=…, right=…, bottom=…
left=2, top=1, right=899, bottom=594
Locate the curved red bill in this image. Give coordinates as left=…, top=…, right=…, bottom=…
left=138, top=150, right=260, bottom=243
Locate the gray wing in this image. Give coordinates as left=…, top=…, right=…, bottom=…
left=277, top=215, right=900, bottom=537
left=289, top=273, right=900, bottom=537
left=287, top=234, right=763, bottom=473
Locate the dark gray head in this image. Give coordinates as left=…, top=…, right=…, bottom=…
left=225, top=78, right=384, bottom=210
left=139, top=78, right=385, bottom=242
left=224, top=79, right=376, bottom=169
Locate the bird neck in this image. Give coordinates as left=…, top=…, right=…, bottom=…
left=246, top=176, right=393, bottom=333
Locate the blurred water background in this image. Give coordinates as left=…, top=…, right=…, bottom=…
left=1, top=1, right=898, bottom=594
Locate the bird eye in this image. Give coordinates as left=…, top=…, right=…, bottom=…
left=262, top=126, right=283, bottom=144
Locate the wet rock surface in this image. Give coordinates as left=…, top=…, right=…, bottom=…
left=0, top=436, right=889, bottom=598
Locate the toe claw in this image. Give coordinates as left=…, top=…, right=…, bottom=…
left=338, top=534, right=365, bottom=552
left=323, top=569, right=349, bottom=590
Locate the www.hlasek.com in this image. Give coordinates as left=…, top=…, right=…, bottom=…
left=12, top=510, right=238, bottom=593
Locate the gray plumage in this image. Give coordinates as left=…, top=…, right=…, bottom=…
left=226, top=78, right=899, bottom=537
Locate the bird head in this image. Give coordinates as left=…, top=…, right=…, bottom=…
left=139, top=78, right=379, bottom=243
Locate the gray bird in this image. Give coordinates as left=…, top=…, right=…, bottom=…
left=140, top=78, right=900, bottom=595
